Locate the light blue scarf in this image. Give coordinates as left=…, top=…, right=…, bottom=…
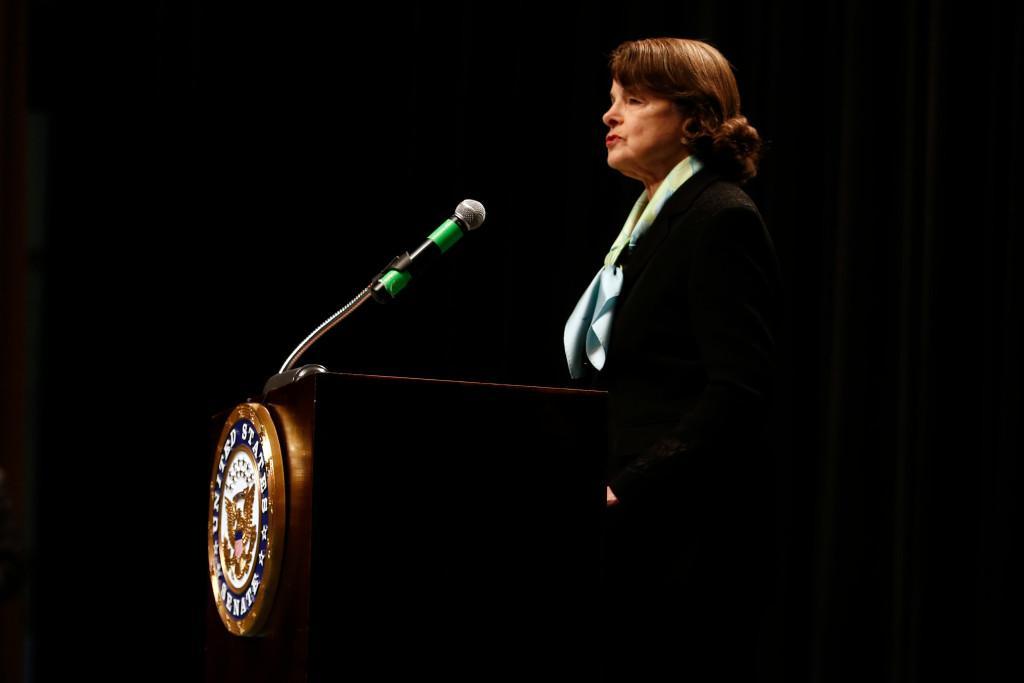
left=563, top=156, right=703, bottom=378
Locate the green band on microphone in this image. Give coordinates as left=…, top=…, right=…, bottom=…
left=429, top=219, right=464, bottom=253
left=380, top=270, right=412, bottom=297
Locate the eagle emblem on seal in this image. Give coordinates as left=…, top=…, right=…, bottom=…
left=221, top=484, right=256, bottom=581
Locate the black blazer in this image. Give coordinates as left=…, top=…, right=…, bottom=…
left=591, top=167, right=781, bottom=505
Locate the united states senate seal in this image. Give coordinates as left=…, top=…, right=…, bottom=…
left=208, top=403, right=285, bottom=636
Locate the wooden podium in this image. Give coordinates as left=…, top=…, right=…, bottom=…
left=204, top=372, right=607, bottom=681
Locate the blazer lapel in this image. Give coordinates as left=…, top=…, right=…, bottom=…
left=616, top=166, right=721, bottom=308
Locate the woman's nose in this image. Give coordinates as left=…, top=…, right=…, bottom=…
left=602, top=106, right=620, bottom=128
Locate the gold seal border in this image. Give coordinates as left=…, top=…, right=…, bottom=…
left=207, top=402, right=287, bottom=637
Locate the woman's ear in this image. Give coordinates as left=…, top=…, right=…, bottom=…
left=680, top=116, right=703, bottom=143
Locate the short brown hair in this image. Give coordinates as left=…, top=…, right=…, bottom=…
left=610, top=38, right=762, bottom=183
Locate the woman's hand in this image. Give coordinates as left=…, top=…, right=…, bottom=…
left=606, top=486, right=619, bottom=506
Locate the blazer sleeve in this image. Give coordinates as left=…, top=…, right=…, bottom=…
left=608, top=205, right=781, bottom=502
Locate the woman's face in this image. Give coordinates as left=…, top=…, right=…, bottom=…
left=602, top=80, right=690, bottom=185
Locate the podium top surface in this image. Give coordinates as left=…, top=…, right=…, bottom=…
left=319, top=371, right=606, bottom=396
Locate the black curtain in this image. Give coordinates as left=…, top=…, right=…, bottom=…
left=0, top=0, right=27, bottom=680
left=9, top=0, right=1022, bottom=679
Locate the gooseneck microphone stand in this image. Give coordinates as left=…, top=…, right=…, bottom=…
left=261, top=199, right=486, bottom=396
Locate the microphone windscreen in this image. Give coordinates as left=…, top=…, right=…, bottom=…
left=454, top=199, right=486, bottom=231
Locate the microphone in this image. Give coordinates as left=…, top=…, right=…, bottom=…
left=264, top=199, right=487, bottom=394
left=371, top=199, right=486, bottom=301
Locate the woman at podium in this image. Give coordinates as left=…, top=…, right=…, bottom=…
left=563, top=37, right=782, bottom=680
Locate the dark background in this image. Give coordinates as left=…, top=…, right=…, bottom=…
left=1, top=0, right=1022, bottom=680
